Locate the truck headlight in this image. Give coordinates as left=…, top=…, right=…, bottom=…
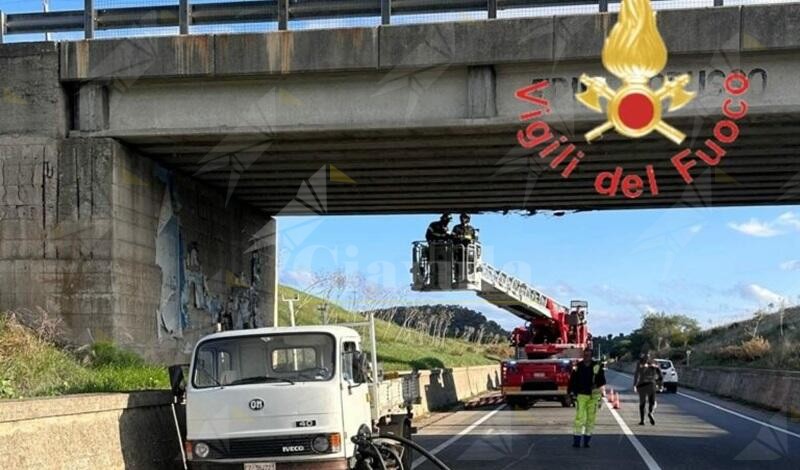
left=194, top=442, right=210, bottom=458
left=312, top=436, right=330, bottom=453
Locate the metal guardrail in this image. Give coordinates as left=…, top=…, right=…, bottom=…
left=0, top=0, right=731, bottom=42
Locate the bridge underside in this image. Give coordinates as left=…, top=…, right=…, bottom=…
left=115, top=113, right=800, bottom=216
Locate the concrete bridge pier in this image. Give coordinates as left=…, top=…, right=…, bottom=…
left=0, top=43, right=278, bottom=362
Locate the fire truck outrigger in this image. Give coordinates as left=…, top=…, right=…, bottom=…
left=411, top=239, right=591, bottom=409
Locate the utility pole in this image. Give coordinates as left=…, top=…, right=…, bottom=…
left=42, top=0, right=51, bottom=41
left=317, top=303, right=329, bottom=324
left=281, top=293, right=300, bottom=327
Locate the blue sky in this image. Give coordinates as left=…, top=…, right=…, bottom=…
left=277, top=207, right=800, bottom=336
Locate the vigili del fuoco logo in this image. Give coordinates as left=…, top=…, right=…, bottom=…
left=514, top=0, right=751, bottom=199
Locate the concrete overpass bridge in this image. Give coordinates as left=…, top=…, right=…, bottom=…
left=1, top=1, right=799, bottom=360
left=56, top=2, right=800, bottom=214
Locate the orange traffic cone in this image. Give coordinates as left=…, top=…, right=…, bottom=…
left=613, top=392, right=621, bottom=409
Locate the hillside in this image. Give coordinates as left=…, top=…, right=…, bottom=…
left=688, top=306, right=800, bottom=370
left=277, top=286, right=509, bottom=371
left=366, top=305, right=510, bottom=343
left=597, top=307, right=800, bottom=371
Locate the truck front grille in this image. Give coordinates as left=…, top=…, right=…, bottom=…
left=205, top=435, right=324, bottom=459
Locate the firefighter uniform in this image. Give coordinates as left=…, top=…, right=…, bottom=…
left=426, top=216, right=451, bottom=243
left=568, top=359, right=606, bottom=448
left=452, top=222, right=477, bottom=244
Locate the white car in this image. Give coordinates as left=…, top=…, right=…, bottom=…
left=656, top=359, right=678, bottom=393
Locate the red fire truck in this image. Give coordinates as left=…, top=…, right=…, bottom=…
left=411, top=240, right=591, bottom=409
left=501, top=299, right=590, bottom=409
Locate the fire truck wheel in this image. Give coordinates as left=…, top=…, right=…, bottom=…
left=561, top=395, right=574, bottom=408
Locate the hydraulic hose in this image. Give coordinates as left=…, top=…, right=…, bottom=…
left=368, top=442, right=388, bottom=470
left=372, top=434, right=451, bottom=470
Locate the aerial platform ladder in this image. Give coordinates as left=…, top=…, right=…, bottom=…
left=411, top=240, right=589, bottom=347
left=412, top=240, right=554, bottom=321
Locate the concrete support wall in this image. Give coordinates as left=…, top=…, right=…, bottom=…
left=0, top=43, right=278, bottom=363
left=0, top=391, right=179, bottom=469
left=107, top=138, right=277, bottom=362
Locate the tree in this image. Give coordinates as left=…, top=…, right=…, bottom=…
left=633, top=312, right=700, bottom=353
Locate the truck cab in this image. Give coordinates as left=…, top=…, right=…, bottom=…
left=180, top=325, right=414, bottom=470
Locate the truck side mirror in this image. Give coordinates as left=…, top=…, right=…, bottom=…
left=168, top=364, right=188, bottom=401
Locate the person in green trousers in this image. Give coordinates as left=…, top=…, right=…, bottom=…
left=568, top=348, right=607, bottom=448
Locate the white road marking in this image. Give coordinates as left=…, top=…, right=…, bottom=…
left=677, top=391, right=800, bottom=440
left=609, top=369, right=800, bottom=440
left=411, top=404, right=506, bottom=469
left=604, top=399, right=662, bottom=470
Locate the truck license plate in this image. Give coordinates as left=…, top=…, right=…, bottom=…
left=244, top=463, right=276, bottom=470
left=534, top=372, right=545, bottom=378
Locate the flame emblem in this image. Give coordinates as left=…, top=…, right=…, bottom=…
left=576, top=0, right=695, bottom=144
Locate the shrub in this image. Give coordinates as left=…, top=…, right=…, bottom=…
left=741, top=336, right=771, bottom=360
left=90, top=341, right=146, bottom=368
left=712, top=336, right=771, bottom=362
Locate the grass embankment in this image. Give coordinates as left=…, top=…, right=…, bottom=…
left=686, top=307, right=800, bottom=370
left=277, top=286, right=508, bottom=371
left=1, top=286, right=505, bottom=398
left=0, top=313, right=168, bottom=399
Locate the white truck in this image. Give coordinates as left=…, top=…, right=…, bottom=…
left=170, top=323, right=420, bottom=470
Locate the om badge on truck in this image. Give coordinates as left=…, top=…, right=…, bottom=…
left=249, top=398, right=265, bottom=411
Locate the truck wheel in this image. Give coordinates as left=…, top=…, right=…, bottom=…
left=561, top=396, right=574, bottom=408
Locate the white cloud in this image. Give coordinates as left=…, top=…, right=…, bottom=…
left=737, top=283, right=786, bottom=305
left=688, top=224, right=703, bottom=234
left=281, top=269, right=315, bottom=287
left=777, top=212, right=800, bottom=230
left=780, top=260, right=800, bottom=271
left=727, top=219, right=783, bottom=237
left=728, top=211, right=800, bottom=237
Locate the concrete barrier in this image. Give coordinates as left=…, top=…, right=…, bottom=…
left=609, top=362, right=800, bottom=417
left=676, top=366, right=800, bottom=417
left=0, top=364, right=499, bottom=469
left=0, top=391, right=180, bottom=470
left=411, top=364, right=501, bottom=415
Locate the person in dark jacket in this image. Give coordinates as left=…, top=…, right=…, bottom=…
left=568, top=348, right=606, bottom=448
left=634, top=351, right=663, bottom=425
left=425, top=213, right=452, bottom=243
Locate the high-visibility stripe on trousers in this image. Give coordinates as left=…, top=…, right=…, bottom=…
left=574, top=391, right=601, bottom=435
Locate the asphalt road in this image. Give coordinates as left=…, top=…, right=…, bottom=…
left=411, top=370, right=800, bottom=470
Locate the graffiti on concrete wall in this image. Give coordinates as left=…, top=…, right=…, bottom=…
left=155, top=170, right=266, bottom=340
left=155, top=177, right=185, bottom=340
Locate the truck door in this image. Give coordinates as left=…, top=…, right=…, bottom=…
left=340, top=339, right=370, bottom=459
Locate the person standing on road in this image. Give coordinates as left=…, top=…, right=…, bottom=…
left=634, top=351, right=663, bottom=426
left=568, top=348, right=606, bottom=448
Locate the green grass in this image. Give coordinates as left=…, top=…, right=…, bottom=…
left=277, top=286, right=506, bottom=371
left=0, top=314, right=168, bottom=399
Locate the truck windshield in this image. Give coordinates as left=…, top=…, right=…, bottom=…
left=192, top=333, right=336, bottom=388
